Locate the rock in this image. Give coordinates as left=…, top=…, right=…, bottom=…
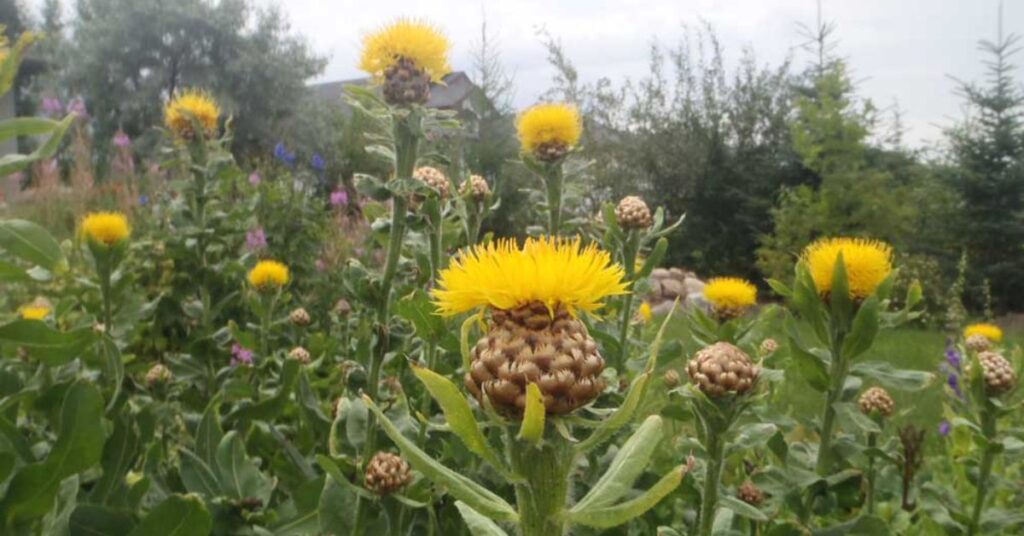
left=660, top=278, right=685, bottom=299
left=683, top=276, right=705, bottom=295
left=650, top=268, right=671, bottom=279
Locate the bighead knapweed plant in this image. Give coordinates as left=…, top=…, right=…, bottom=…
left=365, top=236, right=690, bottom=535
left=768, top=237, right=930, bottom=523
left=517, top=102, right=582, bottom=236
left=936, top=323, right=1021, bottom=535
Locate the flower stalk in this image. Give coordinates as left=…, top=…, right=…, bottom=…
left=509, top=433, right=574, bottom=536
left=967, top=403, right=997, bottom=536
left=616, top=229, right=640, bottom=363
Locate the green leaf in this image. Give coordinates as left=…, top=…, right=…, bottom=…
left=179, top=449, right=221, bottom=498
left=835, top=402, right=880, bottom=434
left=89, top=415, right=141, bottom=505
left=578, top=302, right=677, bottom=454
left=0, top=219, right=64, bottom=271
left=0, top=320, right=95, bottom=365
left=517, top=383, right=545, bottom=444
left=573, top=415, right=664, bottom=512
left=412, top=365, right=504, bottom=469
left=225, top=359, right=301, bottom=424
left=128, top=494, right=212, bottom=536
left=0, top=382, right=106, bottom=524
left=214, top=431, right=273, bottom=503
left=318, top=477, right=357, bottom=535
left=395, top=290, right=447, bottom=342
left=0, top=117, right=66, bottom=141
left=719, top=495, right=768, bottom=521
left=0, top=259, right=29, bottom=282
left=851, top=361, right=933, bottom=391
left=455, top=501, right=510, bottom=536
left=637, top=237, right=668, bottom=279
left=363, top=396, right=518, bottom=523
left=787, top=336, right=830, bottom=391
left=69, top=505, right=136, bottom=536
left=568, top=465, right=686, bottom=529
left=0, top=114, right=75, bottom=184
left=842, top=295, right=880, bottom=360
left=829, top=252, right=854, bottom=330
left=195, top=397, right=223, bottom=470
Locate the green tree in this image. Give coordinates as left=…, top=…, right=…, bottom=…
left=946, top=19, right=1024, bottom=312
left=63, top=0, right=323, bottom=159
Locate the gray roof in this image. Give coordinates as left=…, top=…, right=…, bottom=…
left=309, top=71, right=477, bottom=110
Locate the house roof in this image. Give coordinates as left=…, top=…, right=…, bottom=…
left=308, top=71, right=477, bottom=110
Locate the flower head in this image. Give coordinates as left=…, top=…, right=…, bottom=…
left=246, top=227, right=267, bottom=251
left=359, top=18, right=451, bottom=83
left=516, top=103, right=582, bottom=159
left=20, top=304, right=51, bottom=320
left=81, top=211, right=131, bottom=245
left=164, top=89, right=220, bottom=140
left=638, top=301, right=653, bottom=323
left=964, top=322, right=1003, bottom=343
left=113, top=130, right=131, bottom=148
left=432, top=236, right=627, bottom=317
left=274, top=142, right=296, bottom=167
left=40, top=96, right=63, bottom=117
left=248, top=172, right=262, bottom=186
left=311, top=153, right=326, bottom=172
left=330, top=190, right=349, bottom=206
left=703, top=277, right=757, bottom=318
left=231, top=343, right=254, bottom=366
left=802, top=237, right=893, bottom=300
left=248, top=260, right=290, bottom=290
left=939, top=420, right=951, bottom=437
left=66, top=97, right=88, bottom=118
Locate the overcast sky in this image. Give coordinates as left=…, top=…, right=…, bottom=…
left=252, top=0, right=1021, bottom=149
left=32, top=0, right=1024, bottom=148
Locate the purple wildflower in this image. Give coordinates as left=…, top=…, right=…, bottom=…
left=248, top=172, right=261, bottom=186
left=41, top=97, right=63, bottom=117
left=947, top=372, right=963, bottom=398
left=945, top=339, right=962, bottom=371
left=113, top=130, right=131, bottom=148
left=312, top=153, right=326, bottom=172
left=231, top=344, right=254, bottom=366
left=939, top=420, right=951, bottom=437
left=66, top=97, right=88, bottom=118
left=273, top=141, right=296, bottom=167
left=330, top=189, right=348, bottom=206
left=139, top=194, right=150, bottom=206
left=246, top=227, right=267, bottom=251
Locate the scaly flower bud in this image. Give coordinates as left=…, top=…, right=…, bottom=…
left=737, top=480, right=764, bottom=506
left=978, top=351, right=1017, bottom=394
left=965, top=334, right=991, bottom=353
left=364, top=452, right=412, bottom=495
left=146, top=363, right=173, bottom=386
left=686, top=342, right=759, bottom=397
left=288, top=346, right=311, bottom=364
left=615, top=196, right=653, bottom=230
left=289, top=307, right=311, bottom=327
left=858, top=386, right=895, bottom=417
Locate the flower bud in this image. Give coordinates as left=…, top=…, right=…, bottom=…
left=364, top=452, right=412, bottom=495
left=686, top=342, right=759, bottom=397
left=759, top=338, right=779, bottom=356
left=289, top=307, right=311, bottom=327
left=460, top=174, right=491, bottom=201
left=737, top=480, right=764, bottom=506
left=978, top=351, right=1017, bottom=394
left=965, top=334, right=990, bottom=353
left=288, top=346, right=311, bottom=364
left=858, top=386, right=894, bottom=417
left=615, top=196, right=653, bottom=230
left=335, top=298, right=352, bottom=316
left=413, top=166, right=450, bottom=199
left=663, top=369, right=681, bottom=389
left=145, top=363, right=173, bottom=386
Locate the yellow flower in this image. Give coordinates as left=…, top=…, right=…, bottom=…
left=164, top=89, right=220, bottom=139
left=802, top=237, right=893, bottom=300
left=638, top=301, right=653, bottom=323
left=20, top=305, right=50, bottom=320
left=703, top=277, right=757, bottom=316
left=248, top=260, right=290, bottom=290
left=81, top=212, right=131, bottom=245
left=516, top=103, right=582, bottom=154
left=432, top=236, right=627, bottom=316
left=359, top=18, right=452, bottom=83
left=964, top=323, right=1003, bottom=343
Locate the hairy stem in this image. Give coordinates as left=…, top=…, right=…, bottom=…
left=866, top=432, right=878, bottom=514
left=509, top=433, right=575, bottom=536
left=544, top=165, right=564, bottom=236
left=967, top=405, right=998, bottom=536
left=699, top=431, right=725, bottom=536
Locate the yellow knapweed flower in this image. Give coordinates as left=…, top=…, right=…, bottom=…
left=248, top=260, right=290, bottom=290
left=638, top=301, right=653, bottom=323
left=20, top=305, right=50, bottom=320
left=703, top=277, right=757, bottom=316
left=164, top=89, right=220, bottom=139
left=516, top=103, right=582, bottom=155
left=81, top=212, right=131, bottom=245
left=802, top=237, right=893, bottom=300
left=964, top=323, right=1003, bottom=343
left=432, top=236, right=627, bottom=316
left=359, top=18, right=451, bottom=83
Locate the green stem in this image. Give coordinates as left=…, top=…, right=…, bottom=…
left=353, top=112, right=419, bottom=535
left=967, top=405, right=998, bottom=536
left=815, top=334, right=848, bottom=476
left=544, top=166, right=564, bottom=236
left=99, top=264, right=113, bottom=332
left=616, top=231, right=639, bottom=365
left=866, top=432, right=878, bottom=514
left=699, top=431, right=725, bottom=536
left=509, top=432, right=575, bottom=536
